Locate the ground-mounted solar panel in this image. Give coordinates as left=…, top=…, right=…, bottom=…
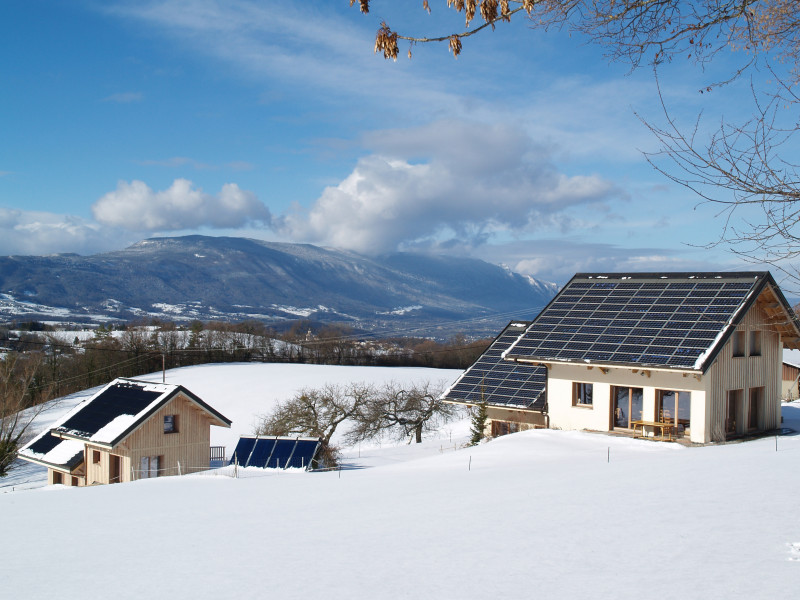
left=229, top=436, right=320, bottom=470
left=505, top=273, right=765, bottom=371
left=443, top=321, right=546, bottom=410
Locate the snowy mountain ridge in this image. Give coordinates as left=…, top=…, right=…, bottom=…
left=0, top=235, right=556, bottom=335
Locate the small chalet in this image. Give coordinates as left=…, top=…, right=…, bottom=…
left=444, top=272, right=800, bottom=444
left=18, top=378, right=232, bottom=486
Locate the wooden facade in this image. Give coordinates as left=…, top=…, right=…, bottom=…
left=82, top=392, right=217, bottom=485
left=704, top=303, right=781, bottom=442
left=782, top=362, right=800, bottom=400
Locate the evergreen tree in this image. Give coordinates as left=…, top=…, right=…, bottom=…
left=469, top=400, right=488, bottom=446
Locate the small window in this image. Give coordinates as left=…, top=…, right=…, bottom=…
left=92, top=450, right=101, bottom=464
left=53, top=471, right=62, bottom=485
left=491, top=420, right=521, bottom=437
left=71, top=476, right=79, bottom=487
left=732, top=331, right=745, bottom=357
left=164, top=415, right=178, bottom=434
left=573, top=382, right=593, bottom=406
left=749, top=331, right=762, bottom=357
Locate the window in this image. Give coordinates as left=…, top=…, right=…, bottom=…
left=139, top=455, right=162, bottom=479
left=53, top=471, right=62, bottom=485
left=749, top=331, right=762, bottom=357
left=732, top=331, right=745, bottom=357
left=164, top=414, right=178, bottom=434
left=491, top=421, right=521, bottom=437
left=92, top=450, right=101, bottom=464
left=71, top=476, right=79, bottom=486
left=657, top=390, right=691, bottom=435
left=573, top=382, right=593, bottom=407
left=612, top=387, right=643, bottom=429
left=748, top=387, right=763, bottom=431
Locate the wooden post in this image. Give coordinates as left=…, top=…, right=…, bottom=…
left=162, top=353, right=166, bottom=383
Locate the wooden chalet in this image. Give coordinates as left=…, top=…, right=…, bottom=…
left=444, top=272, right=800, bottom=444
left=18, top=378, right=231, bottom=486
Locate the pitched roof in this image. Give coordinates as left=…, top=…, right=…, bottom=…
left=17, top=429, right=85, bottom=472
left=42, top=378, right=231, bottom=450
left=443, top=321, right=546, bottom=410
left=505, top=271, right=800, bottom=372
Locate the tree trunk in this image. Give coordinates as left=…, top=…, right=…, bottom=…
left=415, top=423, right=422, bottom=444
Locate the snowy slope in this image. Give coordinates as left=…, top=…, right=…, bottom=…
left=1, top=363, right=462, bottom=491
left=2, top=364, right=800, bottom=599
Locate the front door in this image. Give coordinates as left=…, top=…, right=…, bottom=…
left=612, top=387, right=643, bottom=429
left=109, top=455, right=121, bottom=484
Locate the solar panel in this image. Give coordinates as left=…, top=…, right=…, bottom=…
left=443, top=321, right=547, bottom=410
left=229, top=436, right=320, bottom=470
left=506, top=273, right=761, bottom=370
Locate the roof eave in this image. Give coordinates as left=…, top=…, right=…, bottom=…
left=507, top=355, right=703, bottom=375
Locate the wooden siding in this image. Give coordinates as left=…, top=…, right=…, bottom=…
left=782, top=363, right=800, bottom=400
left=47, top=464, right=85, bottom=487
left=121, top=392, right=213, bottom=480
left=83, top=392, right=216, bottom=484
left=704, top=302, right=781, bottom=442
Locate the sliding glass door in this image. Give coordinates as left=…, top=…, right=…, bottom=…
left=612, top=387, right=643, bottom=429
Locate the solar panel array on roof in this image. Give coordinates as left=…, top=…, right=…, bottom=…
left=54, top=381, right=163, bottom=439
left=444, top=321, right=546, bottom=410
left=229, top=436, right=321, bottom=470
left=21, top=431, right=85, bottom=469
left=507, top=274, right=761, bottom=370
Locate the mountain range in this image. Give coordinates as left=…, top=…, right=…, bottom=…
left=0, top=235, right=557, bottom=336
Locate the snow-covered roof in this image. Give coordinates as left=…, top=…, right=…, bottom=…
left=505, top=271, right=800, bottom=373
left=17, top=428, right=85, bottom=472
left=783, top=349, right=800, bottom=370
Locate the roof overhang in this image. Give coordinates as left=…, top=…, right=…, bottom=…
left=508, top=356, right=702, bottom=376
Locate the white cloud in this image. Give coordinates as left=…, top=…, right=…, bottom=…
left=92, top=179, right=272, bottom=231
left=279, top=120, right=624, bottom=253
left=471, top=238, right=744, bottom=285
left=0, top=208, right=125, bottom=256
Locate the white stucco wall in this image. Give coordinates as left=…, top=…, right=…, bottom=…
left=545, top=363, right=707, bottom=442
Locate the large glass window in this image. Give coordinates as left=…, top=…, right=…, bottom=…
left=613, top=387, right=643, bottom=429
left=657, top=390, right=691, bottom=434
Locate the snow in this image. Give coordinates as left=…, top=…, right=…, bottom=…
left=19, top=434, right=84, bottom=466
left=784, top=348, right=800, bottom=368
left=2, top=364, right=800, bottom=599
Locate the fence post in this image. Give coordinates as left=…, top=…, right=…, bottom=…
left=177, top=461, right=181, bottom=476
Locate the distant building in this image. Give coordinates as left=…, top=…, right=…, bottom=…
left=444, top=272, right=800, bottom=444
left=782, top=349, right=800, bottom=400
left=18, top=378, right=231, bottom=486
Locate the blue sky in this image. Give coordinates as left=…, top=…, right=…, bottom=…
left=0, top=0, right=785, bottom=285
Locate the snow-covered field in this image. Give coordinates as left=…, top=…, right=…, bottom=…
left=2, top=363, right=799, bottom=599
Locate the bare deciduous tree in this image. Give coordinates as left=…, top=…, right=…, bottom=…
left=0, top=352, right=52, bottom=477
left=255, top=383, right=375, bottom=466
left=347, top=381, right=457, bottom=444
